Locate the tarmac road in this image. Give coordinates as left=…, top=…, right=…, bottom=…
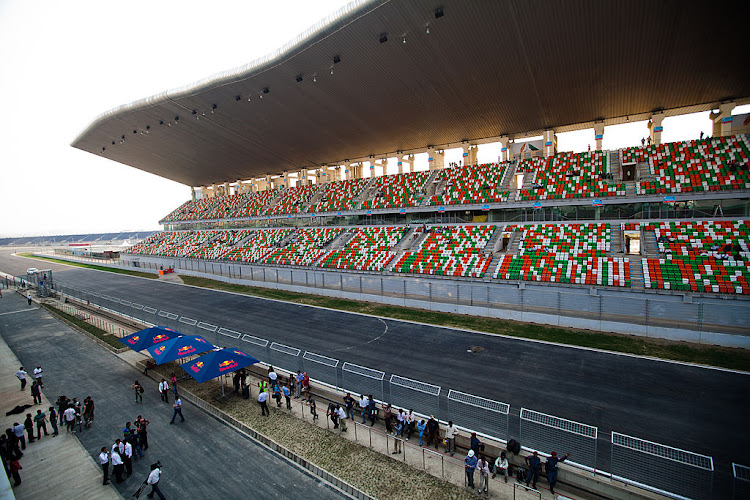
left=3, top=249, right=749, bottom=495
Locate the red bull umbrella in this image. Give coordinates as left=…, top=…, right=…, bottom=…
left=182, top=347, right=259, bottom=384
left=146, top=335, right=214, bottom=364
left=117, top=326, right=179, bottom=352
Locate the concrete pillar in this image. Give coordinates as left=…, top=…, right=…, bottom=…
left=647, top=112, right=666, bottom=146
left=428, top=149, right=444, bottom=170
left=398, top=155, right=412, bottom=174
left=191, top=187, right=198, bottom=201
left=223, top=182, right=231, bottom=196
left=461, top=144, right=470, bottom=166
left=710, top=102, right=736, bottom=137
left=594, top=121, right=605, bottom=151
left=265, top=175, right=273, bottom=191
left=499, top=136, right=510, bottom=162
left=543, top=130, right=556, bottom=157
left=468, top=146, right=478, bottom=166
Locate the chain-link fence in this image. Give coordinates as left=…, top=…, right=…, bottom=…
left=389, top=374, right=441, bottom=421
left=447, top=389, right=509, bottom=441
left=520, top=408, right=597, bottom=471
left=611, top=432, right=714, bottom=500
left=733, top=463, right=750, bottom=500
left=239, top=334, right=269, bottom=363
left=341, top=362, right=385, bottom=402
left=269, top=342, right=301, bottom=374
left=302, top=351, right=340, bottom=390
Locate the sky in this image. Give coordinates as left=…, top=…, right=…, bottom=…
left=0, top=1, right=745, bottom=237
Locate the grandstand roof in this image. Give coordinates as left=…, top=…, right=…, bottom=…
left=72, top=0, right=750, bottom=187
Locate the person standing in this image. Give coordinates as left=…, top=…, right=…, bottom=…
left=268, top=366, right=278, bottom=386
left=301, top=372, right=309, bottom=397
left=426, top=416, right=439, bottom=450
left=464, top=449, right=478, bottom=489
left=15, top=367, right=27, bottom=391
left=257, top=390, right=269, bottom=416
left=123, top=439, right=133, bottom=477
left=33, top=409, right=49, bottom=439
left=445, top=420, right=459, bottom=456
left=470, top=432, right=483, bottom=455
left=99, top=447, right=110, bottom=485
left=477, top=455, right=490, bottom=495
left=358, top=394, right=369, bottom=424
left=396, top=409, right=406, bottom=437
left=336, top=404, right=347, bottom=432
left=12, top=422, right=26, bottom=450
left=492, top=452, right=509, bottom=482
left=343, top=393, right=355, bottom=421
left=282, top=382, right=291, bottom=410
left=327, top=403, right=338, bottom=429
left=307, top=395, right=318, bottom=421
left=367, top=395, right=377, bottom=426
left=111, top=448, right=125, bottom=483
left=545, top=451, right=570, bottom=495
left=27, top=291, right=32, bottom=305
left=158, top=379, right=170, bottom=403
left=146, top=462, right=166, bottom=500
left=133, top=380, right=144, bottom=403
left=170, top=373, right=178, bottom=398
left=404, top=410, right=415, bottom=440
left=9, top=457, right=22, bottom=486
left=49, top=407, right=59, bottom=436
left=170, top=398, right=184, bottom=424
left=56, top=395, right=70, bottom=426
left=23, top=414, right=35, bottom=444
left=391, top=418, right=403, bottom=455
left=30, top=380, right=42, bottom=405
left=525, top=451, right=542, bottom=490
left=136, top=416, right=150, bottom=451
left=417, top=419, right=427, bottom=446
left=33, top=365, right=44, bottom=388
left=295, top=371, right=303, bottom=399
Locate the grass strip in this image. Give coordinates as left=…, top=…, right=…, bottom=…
left=180, top=275, right=750, bottom=372
left=17, top=253, right=157, bottom=279
left=40, top=303, right=124, bottom=349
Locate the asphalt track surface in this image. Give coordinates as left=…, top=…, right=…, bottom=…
left=3, top=251, right=750, bottom=495
left=0, top=291, right=346, bottom=499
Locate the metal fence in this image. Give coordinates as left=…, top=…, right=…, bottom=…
left=733, top=463, right=750, bottom=500
left=520, top=408, right=598, bottom=471
left=611, top=432, right=714, bottom=500
left=51, top=281, right=725, bottom=498
left=447, top=389, right=509, bottom=442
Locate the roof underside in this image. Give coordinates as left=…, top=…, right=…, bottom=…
left=72, top=0, right=750, bottom=187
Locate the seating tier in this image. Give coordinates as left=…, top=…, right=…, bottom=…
left=362, top=171, right=430, bottom=209
left=429, top=163, right=510, bottom=206
left=318, top=226, right=408, bottom=271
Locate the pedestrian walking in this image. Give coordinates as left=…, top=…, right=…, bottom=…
left=158, top=379, right=170, bottom=403
left=27, top=291, right=32, bottom=305
left=49, top=407, right=59, bottom=436
left=23, top=414, right=36, bottom=444
left=307, top=395, right=318, bottom=421
left=30, top=380, right=42, bottom=405
left=34, top=409, right=49, bottom=439
left=525, top=451, right=542, bottom=490
left=33, top=365, right=44, bottom=387
left=146, top=462, right=166, bottom=499
left=257, top=390, right=269, bottom=416
left=111, top=449, right=125, bottom=483
left=99, top=447, right=110, bottom=485
left=170, top=397, right=184, bottom=424
left=477, top=456, right=490, bottom=495
left=283, top=382, right=291, bottom=410
left=295, top=371, right=303, bottom=398
left=336, top=404, right=347, bottom=432
left=445, top=420, right=459, bottom=456
left=15, top=367, right=27, bottom=391
left=133, top=380, right=144, bottom=403
left=12, top=422, right=26, bottom=450
left=465, top=449, right=478, bottom=489
left=492, top=452, right=509, bottom=482
left=426, top=416, right=439, bottom=450
left=545, top=451, right=571, bottom=495
left=343, top=393, right=355, bottom=421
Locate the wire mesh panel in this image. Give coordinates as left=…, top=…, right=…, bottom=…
left=240, top=334, right=269, bottom=363
left=269, top=342, right=301, bottom=374
left=447, top=389, right=510, bottom=441
left=131, top=303, right=144, bottom=311
left=733, top=463, right=750, bottom=500
left=389, top=374, right=440, bottom=421
left=302, top=351, right=339, bottom=389
left=178, top=316, right=198, bottom=335
left=341, top=362, right=385, bottom=402
left=611, top=432, right=713, bottom=500
left=196, top=322, right=217, bottom=334
left=520, top=408, right=597, bottom=470
left=217, top=327, right=241, bottom=340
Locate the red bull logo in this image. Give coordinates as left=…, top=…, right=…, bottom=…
left=127, top=336, right=140, bottom=344
left=197, top=338, right=207, bottom=343
left=218, top=359, right=239, bottom=372
left=191, top=361, right=204, bottom=373
left=233, top=350, right=247, bottom=357
left=153, top=334, right=169, bottom=344
left=177, top=346, right=196, bottom=355
left=155, top=346, right=166, bottom=355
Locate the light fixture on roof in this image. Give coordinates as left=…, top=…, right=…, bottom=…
left=313, top=74, right=317, bottom=82
left=174, top=115, right=179, bottom=122
left=330, top=66, right=334, bottom=75
left=145, top=125, right=150, bottom=133
left=402, top=35, right=406, bottom=44
left=434, top=7, right=444, bottom=19
left=333, top=55, right=341, bottom=64
left=296, top=75, right=303, bottom=82
left=133, top=129, right=137, bottom=134
left=159, top=120, right=164, bottom=125
left=379, top=33, right=388, bottom=44
left=259, top=93, right=263, bottom=99
left=425, top=24, right=430, bottom=34
left=211, top=104, right=217, bottom=113
left=112, top=140, right=115, bottom=145
left=247, top=95, right=252, bottom=102
left=263, top=87, right=269, bottom=94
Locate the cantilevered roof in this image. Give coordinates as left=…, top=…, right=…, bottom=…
left=72, top=0, right=750, bottom=187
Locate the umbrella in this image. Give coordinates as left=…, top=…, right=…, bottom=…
left=146, top=335, right=214, bottom=364
left=182, top=348, right=259, bottom=385
left=118, top=326, right=179, bottom=351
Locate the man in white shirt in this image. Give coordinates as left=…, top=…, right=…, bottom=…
left=123, top=440, right=133, bottom=477
left=63, top=406, right=77, bottom=433
left=33, top=365, right=44, bottom=387
left=146, top=463, right=166, bottom=499
left=15, top=366, right=27, bottom=391
left=158, top=379, right=170, bottom=403
left=99, top=447, right=110, bottom=485
left=257, top=390, right=269, bottom=416
left=336, top=404, right=348, bottom=432
left=445, top=420, right=459, bottom=456
left=359, top=395, right=369, bottom=424
left=110, top=449, right=124, bottom=483
left=404, top=410, right=415, bottom=440
left=492, top=452, right=509, bottom=482
left=268, top=367, right=277, bottom=385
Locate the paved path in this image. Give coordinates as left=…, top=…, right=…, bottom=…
left=0, top=291, right=346, bottom=500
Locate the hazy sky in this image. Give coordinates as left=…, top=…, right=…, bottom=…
left=0, top=1, right=743, bottom=237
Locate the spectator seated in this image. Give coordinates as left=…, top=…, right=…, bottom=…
left=362, top=171, right=430, bottom=209
left=516, top=152, right=624, bottom=201
left=392, top=225, right=495, bottom=277
left=318, top=226, right=408, bottom=271
left=429, top=163, right=510, bottom=206
left=262, top=227, right=345, bottom=266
